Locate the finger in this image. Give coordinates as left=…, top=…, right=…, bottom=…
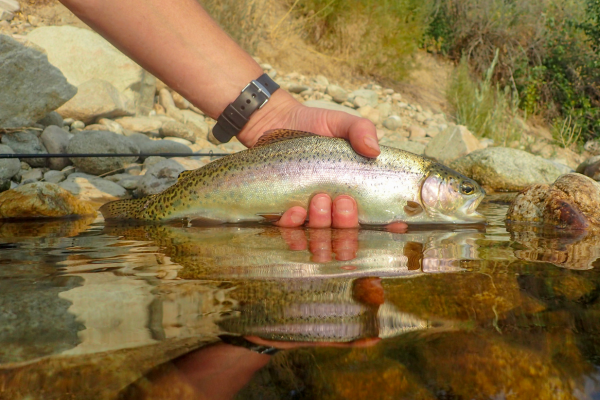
left=308, top=228, right=333, bottom=263
left=332, top=196, right=359, bottom=229
left=275, top=206, right=307, bottom=228
left=385, top=222, right=409, bottom=233
left=307, top=194, right=332, bottom=228
left=279, top=227, right=308, bottom=251
left=332, top=228, right=359, bottom=261
left=327, top=113, right=380, bottom=158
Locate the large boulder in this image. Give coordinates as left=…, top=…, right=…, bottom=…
left=56, top=79, right=134, bottom=124
left=450, top=147, right=570, bottom=192
left=67, top=131, right=139, bottom=175
left=424, top=125, right=482, bottom=165
left=27, top=26, right=156, bottom=115
left=0, top=182, right=96, bottom=218
left=0, top=35, right=76, bottom=128
left=1, top=130, right=48, bottom=167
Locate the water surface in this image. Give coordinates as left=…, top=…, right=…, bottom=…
left=1, top=200, right=600, bottom=399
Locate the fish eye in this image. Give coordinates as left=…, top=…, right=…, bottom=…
left=460, top=182, right=475, bottom=195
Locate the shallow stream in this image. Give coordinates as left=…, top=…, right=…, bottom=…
left=1, top=199, right=600, bottom=399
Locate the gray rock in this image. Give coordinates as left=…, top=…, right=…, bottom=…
left=450, top=147, right=569, bottom=192
left=0, top=35, right=76, bottom=128
left=351, top=89, right=378, bottom=107
left=127, top=133, right=192, bottom=159
left=71, top=120, right=85, bottom=130
left=376, top=103, right=393, bottom=119
left=158, top=89, right=184, bottom=122
left=325, top=85, right=348, bottom=103
left=40, top=125, right=72, bottom=171
left=57, top=79, right=134, bottom=124
left=0, top=0, right=19, bottom=12
left=408, top=125, right=427, bottom=139
left=21, top=168, right=43, bottom=184
left=424, top=125, right=482, bottom=165
left=576, top=155, right=600, bottom=180
left=27, top=26, right=156, bottom=116
left=67, top=131, right=139, bottom=175
left=43, top=170, right=66, bottom=184
left=383, top=116, right=402, bottom=131
left=0, top=144, right=20, bottom=179
left=181, top=110, right=209, bottom=137
left=114, top=116, right=163, bottom=133
left=303, top=100, right=361, bottom=117
left=37, top=112, right=63, bottom=128
left=136, top=159, right=186, bottom=196
left=163, top=137, right=193, bottom=146
left=289, top=84, right=311, bottom=94
left=1, top=130, right=48, bottom=167
left=159, top=120, right=199, bottom=142
left=59, top=172, right=128, bottom=201
left=314, top=75, right=329, bottom=86
left=0, top=178, right=9, bottom=192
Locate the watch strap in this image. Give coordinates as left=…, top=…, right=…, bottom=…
left=212, top=74, right=280, bottom=143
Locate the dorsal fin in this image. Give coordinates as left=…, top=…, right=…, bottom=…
left=254, top=129, right=318, bottom=147
left=178, top=170, right=195, bottom=180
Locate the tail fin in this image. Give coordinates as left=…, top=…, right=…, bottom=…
left=100, top=197, right=152, bottom=220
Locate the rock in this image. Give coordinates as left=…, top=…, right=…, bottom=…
left=43, top=170, right=66, bottom=184
left=358, top=106, right=380, bottom=124
left=584, top=140, right=600, bottom=155
left=424, top=125, right=482, bottom=165
left=67, top=131, right=139, bottom=175
left=0, top=0, right=19, bottom=12
left=59, top=173, right=129, bottom=202
left=56, top=79, right=134, bottom=124
left=171, top=92, right=190, bottom=109
left=0, top=35, right=77, bottom=128
left=1, top=130, right=48, bottom=168
left=326, top=85, right=348, bottom=103
left=27, top=26, right=156, bottom=116
left=159, top=121, right=200, bottom=143
left=289, top=84, right=310, bottom=94
left=0, top=182, right=96, bottom=218
left=576, top=155, right=600, bottom=181
left=114, top=175, right=141, bottom=190
left=351, top=89, right=378, bottom=107
left=71, top=120, right=85, bottom=130
left=158, top=89, right=184, bottom=122
left=376, top=103, right=392, bottom=119
left=314, top=75, right=329, bottom=86
left=382, top=116, right=402, bottom=131
left=0, top=178, right=9, bottom=192
left=163, top=137, right=193, bottom=146
left=302, top=100, right=361, bottom=117
left=127, top=133, right=192, bottom=159
left=408, top=125, right=426, bottom=139
left=40, top=125, right=72, bottom=171
left=0, top=144, right=20, bottom=179
left=135, top=159, right=186, bottom=196
left=450, top=147, right=569, bottom=192
left=97, top=118, right=124, bottom=135
left=181, top=110, right=209, bottom=137
left=114, top=116, right=163, bottom=133
left=37, top=112, right=64, bottom=128
left=353, top=96, right=369, bottom=109
left=507, top=173, right=600, bottom=230
left=21, top=168, right=43, bottom=184
left=84, top=124, right=107, bottom=131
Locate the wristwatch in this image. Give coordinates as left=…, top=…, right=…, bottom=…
left=212, top=73, right=280, bottom=143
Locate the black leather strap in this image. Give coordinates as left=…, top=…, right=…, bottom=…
left=212, top=74, right=280, bottom=143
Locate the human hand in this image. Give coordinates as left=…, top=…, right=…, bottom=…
left=237, top=91, right=381, bottom=229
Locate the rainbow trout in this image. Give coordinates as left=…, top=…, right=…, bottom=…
left=100, top=130, right=485, bottom=225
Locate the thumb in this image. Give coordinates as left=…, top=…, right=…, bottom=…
left=327, top=112, right=380, bottom=158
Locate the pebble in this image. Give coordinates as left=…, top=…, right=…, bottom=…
left=1, top=130, right=48, bottom=168
left=97, top=118, right=124, bottom=135
left=383, top=116, right=402, bottom=131
left=408, top=125, right=427, bottom=139
left=326, top=85, right=348, bottom=103
left=172, top=92, right=190, bottom=109
left=0, top=144, right=21, bottom=180
left=59, top=173, right=128, bottom=202
left=71, top=120, right=85, bottom=130
left=163, top=137, right=193, bottom=146
left=43, top=170, right=66, bottom=184
left=114, top=116, right=163, bottom=133
left=159, top=120, right=200, bottom=143
left=21, top=168, right=43, bottom=184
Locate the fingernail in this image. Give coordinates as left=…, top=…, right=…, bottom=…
left=335, top=198, right=355, bottom=214
left=291, top=211, right=305, bottom=225
left=313, top=195, right=329, bottom=212
left=363, top=136, right=380, bottom=153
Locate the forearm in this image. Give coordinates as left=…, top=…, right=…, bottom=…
left=58, top=0, right=267, bottom=120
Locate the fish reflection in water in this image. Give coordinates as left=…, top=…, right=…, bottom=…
left=104, top=224, right=480, bottom=343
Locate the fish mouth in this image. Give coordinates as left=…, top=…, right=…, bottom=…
left=459, top=194, right=486, bottom=222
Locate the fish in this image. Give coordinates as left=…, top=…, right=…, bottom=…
left=100, top=129, right=486, bottom=225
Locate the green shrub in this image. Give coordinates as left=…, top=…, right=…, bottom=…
left=447, top=50, right=521, bottom=145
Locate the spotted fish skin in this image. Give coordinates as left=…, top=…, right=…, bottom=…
left=100, top=132, right=485, bottom=225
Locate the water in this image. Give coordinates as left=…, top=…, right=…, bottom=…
left=2, top=200, right=600, bottom=399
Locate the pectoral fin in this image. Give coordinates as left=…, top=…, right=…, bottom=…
left=404, top=201, right=424, bottom=217
left=257, top=213, right=284, bottom=223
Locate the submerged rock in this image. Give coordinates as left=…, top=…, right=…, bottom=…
left=507, top=173, right=600, bottom=230
left=451, top=147, right=568, bottom=192
left=0, top=182, right=96, bottom=218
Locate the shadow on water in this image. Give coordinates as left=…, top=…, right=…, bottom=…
left=2, top=203, right=600, bottom=398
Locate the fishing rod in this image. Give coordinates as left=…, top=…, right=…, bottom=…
left=0, top=152, right=231, bottom=159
